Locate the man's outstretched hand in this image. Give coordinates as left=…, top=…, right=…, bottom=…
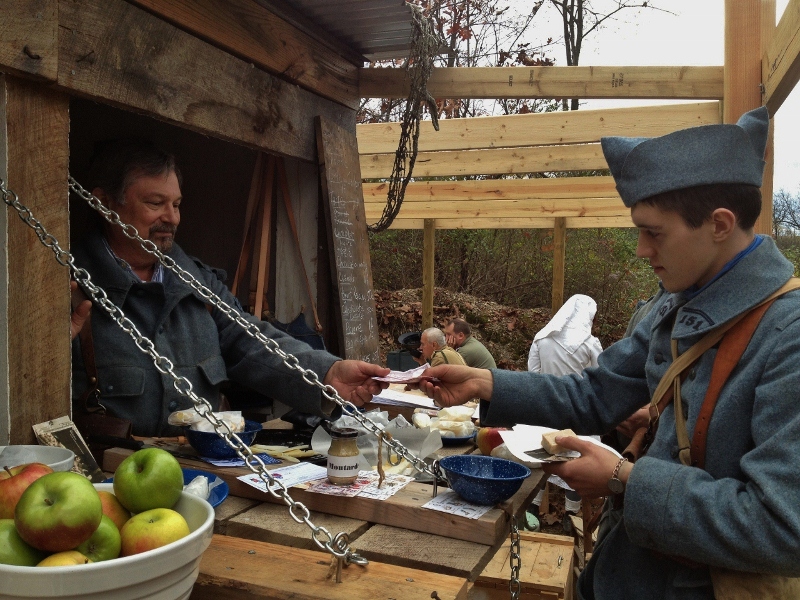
left=413, top=364, right=493, bottom=407
left=323, top=360, right=390, bottom=407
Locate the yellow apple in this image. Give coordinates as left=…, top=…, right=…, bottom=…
left=37, top=550, right=92, bottom=567
left=120, top=508, right=190, bottom=557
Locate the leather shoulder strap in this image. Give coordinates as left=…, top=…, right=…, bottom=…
left=78, top=316, right=104, bottom=414
left=688, top=277, right=800, bottom=468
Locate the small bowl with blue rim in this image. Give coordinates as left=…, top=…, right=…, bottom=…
left=439, top=454, right=531, bottom=506
left=184, top=419, right=262, bottom=459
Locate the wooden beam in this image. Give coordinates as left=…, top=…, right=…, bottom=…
left=364, top=198, right=627, bottom=220
left=551, top=218, right=567, bottom=314
left=359, top=65, right=724, bottom=100
left=724, top=0, right=764, bottom=123
left=57, top=0, right=354, bottom=163
left=127, top=0, right=359, bottom=108
left=363, top=176, right=618, bottom=203
left=0, top=0, right=58, bottom=82
left=763, top=0, right=800, bottom=114
left=3, top=76, right=70, bottom=444
left=356, top=102, right=722, bottom=154
left=360, top=143, right=607, bottom=179
left=381, top=215, right=635, bottom=229
left=757, top=0, right=776, bottom=238
left=422, top=219, right=434, bottom=329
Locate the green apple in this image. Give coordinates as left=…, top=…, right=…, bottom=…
left=0, top=519, right=49, bottom=566
left=120, top=507, right=190, bottom=557
left=14, top=471, right=102, bottom=552
left=74, top=514, right=121, bottom=562
left=0, top=462, right=54, bottom=519
left=113, top=448, right=183, bottom=513
left=98, top=490, right=131, bottom=531
left=37, top=550, right=92, bottom=567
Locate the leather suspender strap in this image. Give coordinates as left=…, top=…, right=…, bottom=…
left=679, top=277, right=800, bottom=468
left=78, top=315, right=104, bottom=414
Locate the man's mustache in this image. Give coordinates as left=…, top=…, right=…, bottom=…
left=150, top=224, right=177, bottom=236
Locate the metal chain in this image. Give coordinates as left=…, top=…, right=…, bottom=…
left=67, top=176, right=441, bottom=482
left=0, top=177, right=372, bottom=565
left=509, top=514, right=522, bottom=600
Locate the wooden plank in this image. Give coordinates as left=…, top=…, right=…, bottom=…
left=4, top=76, right=70, bottom=444
left=364, top=200, right=627, bottom=220
left=225, top=501, right=369, bottom=551
left=724, top=0, right=763, bottom=124
left=359, top=66, right=724, bottom=100
left=360, top=144, right=607, bottom=179
left=316, top=116, right=380, bottom=364
left=356, top=102, right=722, bottom=154
left=381, top=216, right=635, bottom=230
left=103, top=446, right=544, bottom=546
left=551, top=218, right=566, bottom=315
left=764, top=0, right=800, bottom=115
left=57, top=0, right=354, bottom=163
left=192, top=534, right=469, bottom=600
left=474, top=532, right=573, bottom=600
left=422, top=219, right=435, bottom=329
left=363, top=177, right=618, bottom=203
left=127, top=0, right=359, bottom=108
left=756, top=0, right=777, bottom=238
left=0, top=0, right=58, bottom=82
left=353, top=524, right=495, bottom=580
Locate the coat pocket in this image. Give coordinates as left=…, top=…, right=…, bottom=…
left=96, top=366, right=146, bottom=398
left=197, top=354, right=228, bottom=386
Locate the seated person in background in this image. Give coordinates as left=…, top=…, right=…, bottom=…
left=444, top=318, right=496, bottom=369
left=528, top=293, right=603, bottom=528
left=418, top=327, right=467, bottom=367
left=70, top=138, right=388, bottom=438
left=528, top=294, right=603, bottom=375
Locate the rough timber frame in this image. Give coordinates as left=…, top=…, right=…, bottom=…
left=357, top=0, right=798, bottom=318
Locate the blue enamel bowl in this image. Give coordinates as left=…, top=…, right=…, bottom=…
left=184, top=419, right=262, bottom=459
left=440, top=455, right=531, bottom=506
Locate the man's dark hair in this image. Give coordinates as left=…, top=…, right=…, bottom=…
left=639, top=183, right=761, bottom=230
left=87, top=138, right=181, bottom=204
left=449, top=318, right=471, bottom=336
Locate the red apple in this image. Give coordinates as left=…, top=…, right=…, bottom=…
left=74, top=514, right=121, bottom=562
left=0, top=518, right=49, bottom=566
left=0, top=463, right=54, bottom=519
left=119, top=507, right=190, bottom=557
left=476, top=427, right=508, bottom=456
left=37, top=550, right=92, bottom=567
left=14, top=471, right=102, bottom=552
left=113, top=448, right=183, bottom=514
left=98, top=490, right=131, bottom=531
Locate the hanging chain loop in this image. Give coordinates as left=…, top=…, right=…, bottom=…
left=509, top=514, right=522, bottom=600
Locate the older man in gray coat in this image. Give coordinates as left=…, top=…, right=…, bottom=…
left=71, top=139, right=388, bottom=438
left=417, top=107, right=800, bottom=599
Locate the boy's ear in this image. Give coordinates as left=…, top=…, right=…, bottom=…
left=710, top=208, right=737, bottom=240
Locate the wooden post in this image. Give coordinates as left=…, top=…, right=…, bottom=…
left=551, top=218, right=566, bottom=314
left=758, top=0, right=777, bottom=237
left=724, top=0, right=773, bottom=235
left=2, top=76, right=70, bottom=444
left=422, top=219, right=435, bottom=329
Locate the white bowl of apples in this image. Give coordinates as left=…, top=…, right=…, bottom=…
left=0, top=449, right=214, bottom=600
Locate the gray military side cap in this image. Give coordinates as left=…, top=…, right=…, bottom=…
left=600, top=106, right=770, bottom=207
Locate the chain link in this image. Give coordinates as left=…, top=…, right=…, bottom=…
left=0, top=177, right=374, bottom=565
left=509, top=514, right=522, bottom=600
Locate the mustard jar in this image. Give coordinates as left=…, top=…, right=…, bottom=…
left=327, top=427, right=361, bottom=485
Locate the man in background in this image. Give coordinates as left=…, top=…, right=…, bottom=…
left=444, top=318, right=496, bottom=369
left=418, top=327, right=467, bottom=367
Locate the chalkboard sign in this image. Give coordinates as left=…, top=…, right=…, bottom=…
left=316, top=117, right=380, bottom=364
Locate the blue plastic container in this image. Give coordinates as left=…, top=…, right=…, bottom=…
left=440, top=455, right=531, bottom=506
left=184, top=419, right=263, bottom=459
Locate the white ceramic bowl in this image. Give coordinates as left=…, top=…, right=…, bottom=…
left=0, top=445, right=75, bottom=472
left=0, top=483, right=215, bottom=600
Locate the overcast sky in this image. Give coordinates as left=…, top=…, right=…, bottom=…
left=530, top=0, right=799, bottom=194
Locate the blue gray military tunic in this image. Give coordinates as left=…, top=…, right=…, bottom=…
left=72, top=229, right=340, bottom=438
left=482, top=237, right=800, bottom=599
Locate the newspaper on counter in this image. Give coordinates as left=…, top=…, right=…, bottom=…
left=32, top=416, right=105, bottom=482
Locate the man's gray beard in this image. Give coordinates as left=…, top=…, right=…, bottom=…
left=152, top=236, right=173, bottom=253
